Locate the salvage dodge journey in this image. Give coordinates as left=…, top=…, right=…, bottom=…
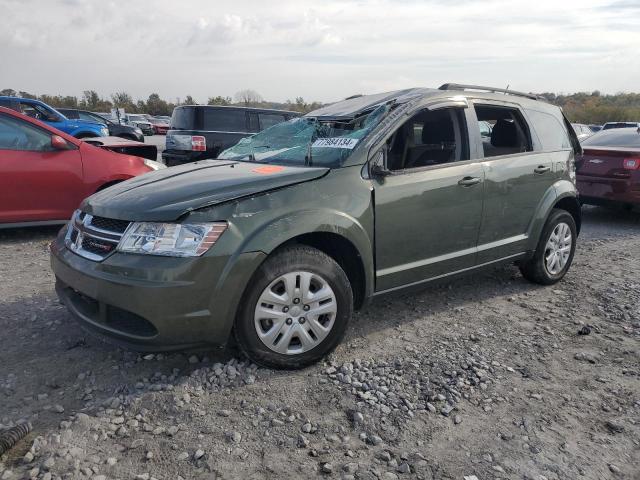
left=51, top=84, right=582, bottom=369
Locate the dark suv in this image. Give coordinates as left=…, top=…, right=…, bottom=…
left=51, top=84, right=582, bottom=369
left=162, top=105, right=300, bottom=166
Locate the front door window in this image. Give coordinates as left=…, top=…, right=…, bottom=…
left=0, top=113, right=54, bottom=151
left=385, top=108, right=468, bottom=171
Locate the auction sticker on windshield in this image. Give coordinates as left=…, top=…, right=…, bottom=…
left=312, top=138, right=359, bottom=149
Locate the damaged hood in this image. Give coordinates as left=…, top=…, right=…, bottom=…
left=82, top=160, right=329, bottom=221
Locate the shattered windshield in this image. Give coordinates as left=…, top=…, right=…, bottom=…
left=218, top=104, right=389, bottom=167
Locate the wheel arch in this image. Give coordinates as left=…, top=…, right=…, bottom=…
left=275, top=232, right=368, bottom=310
left=553, top=195, right=581, bottom=234
left=238, top=210, right=375, bottom=310
left=528, top=181, right=581, bottom=250
left=95, top=179, right=124, bottom=193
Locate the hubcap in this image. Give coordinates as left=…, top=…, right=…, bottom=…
left=544, top=222, right=572, bottom=275
left=254, top=271, right=337, bottom=355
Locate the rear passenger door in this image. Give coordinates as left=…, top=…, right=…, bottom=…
left=470, top=101, right=555, bottom=262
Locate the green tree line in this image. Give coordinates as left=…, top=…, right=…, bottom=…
left=2, top=88, right=639, bottom=123
left=538, top=91, right=640, bottom=124
left=0, top=88, right=323, bottom=116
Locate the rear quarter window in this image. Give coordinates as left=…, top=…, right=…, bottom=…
left=170, top=107, right=196, bottom=130
left=259, top=113, right=286, bottom=130
left=202, top=109, right=247, bottom=132
left=526, top=109, right=571, bottom=151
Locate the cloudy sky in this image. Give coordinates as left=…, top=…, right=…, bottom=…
left=1, top=0, right=638, bottom=103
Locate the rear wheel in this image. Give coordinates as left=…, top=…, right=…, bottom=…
left=520, top=209, right=577, bottom=285
left=234, top=246, right=353, bottom=369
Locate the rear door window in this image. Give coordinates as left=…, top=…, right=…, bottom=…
left=170, top=107, right=196, bottom=130
left=202, top=109, right=247, bottom=132
left=473, top=104, right=532, bottom=158
left=258, top=113, right=286, bottom=130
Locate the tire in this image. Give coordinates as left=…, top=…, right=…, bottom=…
left=519, top=208, right=577, bottom=285
left=234, top=245, right=353, bottom=369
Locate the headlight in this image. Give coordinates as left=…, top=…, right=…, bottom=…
left=100, top=127, right=109, bottom=136
left=118, top=222, right=227, bottom=257
left=143, top=159, right=166, bottom=170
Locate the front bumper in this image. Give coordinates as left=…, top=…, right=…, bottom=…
left=50, top=230, right=265, bottom=351
left=577, top=174, right=640, bottom=205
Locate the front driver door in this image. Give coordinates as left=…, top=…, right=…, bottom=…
left=373, top=106, right=485, bottom=292
left=0, top=113, right=83, bottom=224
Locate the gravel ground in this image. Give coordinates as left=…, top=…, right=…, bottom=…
left=0, top=206, right=638, bottom=480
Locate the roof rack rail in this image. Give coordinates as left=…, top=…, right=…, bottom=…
left=438, top=83, right=540, bottom=101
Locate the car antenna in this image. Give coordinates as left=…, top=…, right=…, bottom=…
left=504, top=84, right=510, bottom=95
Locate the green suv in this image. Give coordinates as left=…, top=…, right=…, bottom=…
left=50, top=84, right=582, bottom=369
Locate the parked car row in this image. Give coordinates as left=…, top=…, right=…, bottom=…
left=104, top=113, right=170, bottom=136
left=163, top=105, right=300, bottom=166
left=57, top=108, right=145, bottom=142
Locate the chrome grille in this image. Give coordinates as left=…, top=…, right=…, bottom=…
left=65, top=211, right=130, bottom=261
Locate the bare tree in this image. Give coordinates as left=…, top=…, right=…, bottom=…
left=234, top=89, right=263, bottom=107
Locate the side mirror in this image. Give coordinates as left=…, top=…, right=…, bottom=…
left=369, top=148, right=391, bottom=177
left=51, top=135, right=69, bottom=150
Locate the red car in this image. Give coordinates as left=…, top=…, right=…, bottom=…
left=148, top=118, right=170, bottom=135
left=576, top=127, right=640, bottom=209
left=0, top=106, right=163, bottom=228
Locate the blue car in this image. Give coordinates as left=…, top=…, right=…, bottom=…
left=0, top=97, right=108, bottom=138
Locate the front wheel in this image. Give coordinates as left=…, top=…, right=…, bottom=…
left=234, top=246, right=353, bottom=369
left=520, top=209, right=577, bottom=285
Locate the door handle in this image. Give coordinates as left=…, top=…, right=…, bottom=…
left=534, top=165, right=551, bottom=174
left=458, top=176, right=482, bottom=186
